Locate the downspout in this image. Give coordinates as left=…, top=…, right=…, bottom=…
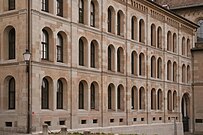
left=27, top=0, right=32, bottom=133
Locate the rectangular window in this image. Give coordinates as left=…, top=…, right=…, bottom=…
left=93, top=119, right=97, bottom=124
left=44, top=121, right=51, bottom=126
left=196, top=119, right=203, bottom=123
left=9, top=0, right=15, bottom=10
left=42, top=0, right=49, bottom=12
left=59, top=120, right=65, bottom=125
left=5, top=122, right=12, bottom=127
left=81, top=120, right=86, bottom=124
left=57, top=0, right=63, bottom=16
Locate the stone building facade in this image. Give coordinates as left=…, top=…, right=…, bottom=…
left=0, top=0, right=198, bottom=134
left=156, top=0, right=203, bottom=133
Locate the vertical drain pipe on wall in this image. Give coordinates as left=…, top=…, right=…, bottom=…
left=27, top=0, right=32, bottom=133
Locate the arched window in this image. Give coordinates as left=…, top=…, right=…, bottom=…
left=90, top=83, right=95, bottom=109
left=9, top=0, right=15, bottom=10
left=42, top=0, right=48, bottom=12
left=79, top=0, right=84, bottom=23
left=157, top=89, right=162, bottom=110
left=182, top=64, right=186, bottom=83
left=79, top=82, right=84, bottom=109
left=90, top=41, right=96, bottom=68
left=173, top=91, right=177, bottom=110
left=131, top=16, right=137, bottom=40
left=187, top=39, right=190, bottom=57
left=167, top=90, right=172, bottom=111
left=79, top=38, right=84, bottom=66
left=108, top=84, right=115, bottom=110
left=131, top=51, right=137, bottom=75
left=41, top=29, right=49, bottom=60
left=139, top=87, right=145, bottom=110
left=131, top=86, right=137, bottom=110
left=151, top=24, right=156, bottom=47
left=173, top=62, right=177, bottom=82
left=182, top=37, right=186, bottom=55
left=187, top=65, right=190, bottom=83
left=90, top=1, right=95, bottom=27
left=107, top=7, right=115, bottom=33
left=139, top=53, right=145, bottom=76
left=117, top=47, right=124, bottom=73
left=151, top=89, right=156, bottom=110
left=117, top=86, right=121, bottom=109
left=41, top=78, right=49, bottom=109
left=8, top=28, right=15, bottom=59
left=139, top=19, right=145, bottom=43
left=173, top=33, right=177, bottom=53
left=8, top=77, right=15, bottom=109
left=108, top=45, right=115, bottom=71
left=157, top=58, right=162, bottom=79
left=57, top=80, right=63, bottom=109
left=167, top=31, right=172, bottom=51
left=167, top=60, right=172, bottom=80
left=151, top=56, right=156, bottom=78
left=117, top=10, right=124, bottom=36
left=57, top=33, right=63, bottom=62
left=157, top=27, right=162, bottom=49
left=197, top=20, right=203, bottom=42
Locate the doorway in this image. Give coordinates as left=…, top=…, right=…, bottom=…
left=181, top=93, right=190, bottom=132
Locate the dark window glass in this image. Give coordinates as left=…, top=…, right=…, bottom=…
left=108, top=8, right=112, bottom=32
left=131, top=53, right=134, bottom=74
left=79, top=0, right=84, bottom=23
left=79, top=82, right=84, bottom=109
left=131, top=88, right=134, bottom=109
left=79, top=39, right=84, bottom=66
left=41, top=78, right=49, bottom=109
left=57, top=80, right=63, bottom=109
left=117, top=13, right=121, bottom=35
left=117, top=86, right=121, bottom=109
left=42, top=0, right=49, bottom=12
left=90, top=83, right=95, bottom=109
left=108, top=46, right=111, bottom=70
left=90, top=2, right=95, bottom=27
left=117, top=49, right=121, bottom=72
left=90, top=42, right=95, bottom=68
left=8, top=78, right=15, bottom=109
left=57, top=0, right=63, bottom=16
left=108, top=85, right=112, bottom=109
left=9, top=0, right=15, bottom=10
left=131, top=18, right=134, bottom=40
left=57, top=34, right=63, bottom=62
left=8, top=28, right=15, bottom=59
left=41, top=30, right=49, bottom=60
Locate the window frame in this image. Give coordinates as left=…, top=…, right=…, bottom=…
left=41, top=78, right=49, bottom=109
left=42, top=0, right=49, bottom=12
left=8, top=0, right=15, bottom=10
left=57, top=80, right=63, bottom=109
left=79, top=0, right=84, bottom=23
left=41, top=30, right=49, bottom=60
left=79, top=82, right=84, bottom=109
left=90, top=1, right=95, bottom=27
left=8, top=77, right=15, bottom=109
left=8, top=28, right=15, bottom=60
left=56, top=0, right=63, bottom=17
left=57, top=34, right=63, bottom=62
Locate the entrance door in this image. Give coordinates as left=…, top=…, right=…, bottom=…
left=182, top=93, right=190, bottom=132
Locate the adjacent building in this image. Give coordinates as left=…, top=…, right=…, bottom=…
left=0, top=0, right=198, bottom=134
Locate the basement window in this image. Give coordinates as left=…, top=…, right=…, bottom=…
left=5, top=122, right=12, bottom=127
left=44, top=121, right=51, bottom=126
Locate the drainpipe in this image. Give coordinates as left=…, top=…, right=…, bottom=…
left=27, top=0, right=32, bottom=133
